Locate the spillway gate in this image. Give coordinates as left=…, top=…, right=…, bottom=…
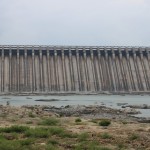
left=0, top=45, right=150, bottom=94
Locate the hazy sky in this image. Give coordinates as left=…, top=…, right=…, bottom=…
left=0, top=0, right=150, bottom=46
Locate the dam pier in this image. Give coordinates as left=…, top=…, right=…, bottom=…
left=0, top=45, right=150, bottom=94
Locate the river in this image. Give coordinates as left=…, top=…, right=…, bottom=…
left=0, top=95, right=150, bottom=118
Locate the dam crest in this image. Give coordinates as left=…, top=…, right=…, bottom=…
left=0, top=45, right=150, bottom=94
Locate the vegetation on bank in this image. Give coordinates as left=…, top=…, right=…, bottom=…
left=0, top=105, right=149, bottom=150
left=0, top=125, right=113, bottom=150
left=99, top=119, right=111, bottom=127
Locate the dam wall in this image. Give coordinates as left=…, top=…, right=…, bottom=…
left=0, top=45, right=150, bottom=94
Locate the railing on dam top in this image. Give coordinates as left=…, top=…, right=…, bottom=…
left=0, top=46, right=149, bottom=93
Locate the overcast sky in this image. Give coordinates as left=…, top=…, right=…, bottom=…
left=0, top=0, right=150, bottom=46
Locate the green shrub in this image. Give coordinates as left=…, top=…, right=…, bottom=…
left=75, top=141, right=112, bottom=150
left=78, top=132, right=89, bottom=142
left=100, top=133, right=112, bottom=139
left=129, top=133, right=139, bottom=140
left=0, top=126, right=29, bottom=133
left=28, top=112, right=35, bottom=118
left=0, top=135, right=6, bottom=140
left=90, top=119, right=98, bottom=123
left=48, top=127, right=64, bottom=136
left=122, top=121, right=128, bottom=125
left=47, top=139, right=59, bottom=145
left=20, top=138, right=35, bottom=146
left=39, top=118, right=59, bottom=126
left=26, top=121, right=33, bottom=124
left=3, top=132, right=18, bottom=140
left=98, top=147, right=112, bottom=150
left=0, top=139, right=20, bottom=150
left=75, top=118, right=82, bottom=123
left=117, top=143, right=126, bottom=150
left=46, top=143, right=57, bottom=150
left=25, top=128, right=49, bottom=138
left=99, top=120, right=111, bottom=127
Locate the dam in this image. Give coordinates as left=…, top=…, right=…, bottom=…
left=0, top=45, right=150, bottom=94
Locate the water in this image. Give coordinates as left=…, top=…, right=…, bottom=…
left=0, top=95, right=150, bottom=118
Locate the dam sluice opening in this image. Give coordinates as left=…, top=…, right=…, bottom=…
left=0, top=46, right=150, bottom=94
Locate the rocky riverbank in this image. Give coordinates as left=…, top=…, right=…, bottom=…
left=0, top=104, right=150, bottom=150
left=20, top=104, right=149, bottom=123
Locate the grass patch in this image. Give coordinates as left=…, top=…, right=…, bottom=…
left=59, top=131, right=78, bottom=138
left=25, top=126, right=67, bottom=138
left=28, top=112, right=35, bottom=118
left=47, top=139, right=59, bottom=145
left=75, top=141, right=112, bottom=150
left=78, top=132, right=89, bottom=142
left=46, top=143, right=57, bottom=150
left=2, top=132, right=18, bottom=140
left=90, top=119, right=98, bottom=123
left=26, top=121, right=33, bottom=124
left=0, top=138, right=39, bottom=150
left=75, top=118, right=82, bottom=123
left=98, top=147, right=112, bottom=150
left=117, top=143, right=126, bottom=150
left=122, top=121, right=128, bottom=125
left=19, top=138, right=35, bottom=146
left=38, top=118, right=59, bottom=126
left=0, top=139, right=20, bottom=150
left=48, top=127, right=64, bottom=135
left=0, top=114, right=7, bottom=118
left=0, top=126, right=29, bottom=133
left=25, top=128, right=49, bottom=138
left=100, top=133, right=112, bottom=139
left=99, top=120, right=111, bottom=127
left=129, top=133, right=139, bottom=140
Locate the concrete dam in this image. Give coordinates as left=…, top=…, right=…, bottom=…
left=0, top=45, right=150, bottom=94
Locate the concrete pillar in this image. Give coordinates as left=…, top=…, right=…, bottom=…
left=69, top=48, right=74, bottom=91
left=54, top=48, right=59, bottom=91
left=61, top=48, right=66, bottom=91
left=72, top=48, right=79, bottom=92
left=97, top=49, right=103, bottom=91
left=110, top=49, right=116, bottom=92
left=118, top=49, right=124, bottom=91
left=139, top=48, right=147, bottom=91
left=104, top=49, right=111, bottom=91
left=83, top=49, right=89, bottom=91
left=90, top=48, right=96, bottom=91
left=76, top=48, right=81, bottom=91
left=46, top=47, right=50, bottom=92
left=24, top=48, right=27, bottom=91
left=1, top=48, right=4, bottom=92
left=126, top=48, right=135, bottom=91
left=39, top=48, right=43, bottom=92
left=9, top=48, right=12, bottom=92
left=78, top=49, right=84, bottom=91
left=130, top=49, right=139, bottom=91
left=17, top=48, right=20, bottom=92
left=145, top=49, right=150, bottom=90
left=32, top=47, right=35, bottom=92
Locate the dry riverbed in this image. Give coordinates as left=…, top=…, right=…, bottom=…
left=0, top=104, right=150, bottom=150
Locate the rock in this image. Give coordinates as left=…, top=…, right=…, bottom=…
left=65, top=105, right=70, bottom=108
left=125, top=104, right=150, bottom=109
left=117, top=103, right=128, bottom=106
left=137, top=119, right=150, bottom=123
left=35, top=99, right=60, bottom=102
left=121, top=106, right=126, bottom=108
left=123, top=108, right=141, bottom=115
